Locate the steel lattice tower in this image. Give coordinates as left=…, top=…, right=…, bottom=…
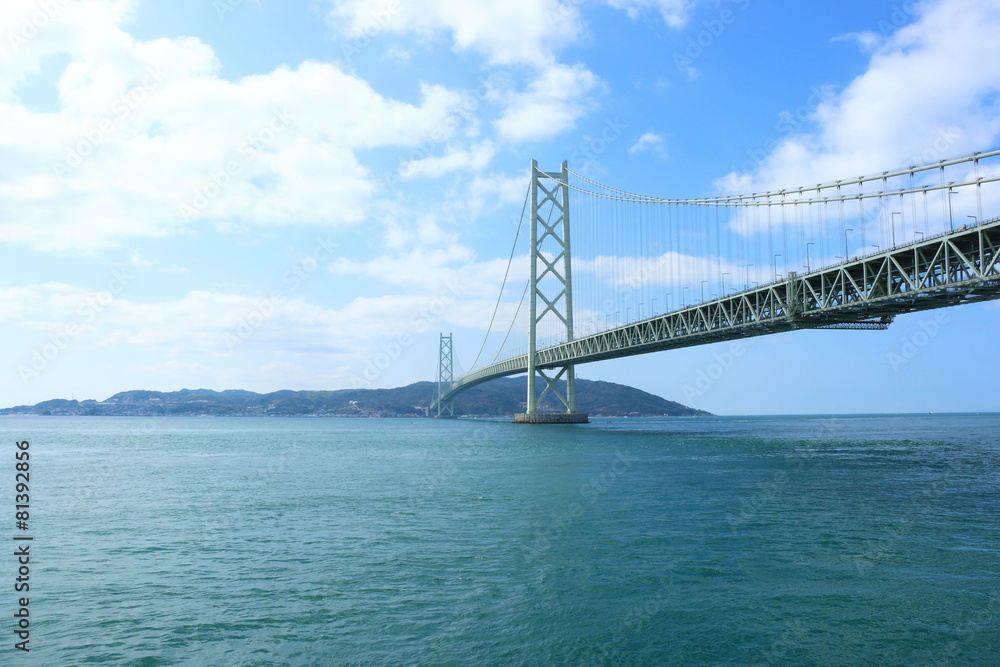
left=436, top=333, right=455, bottom=417
left=521, top=160, right=584, bottom=422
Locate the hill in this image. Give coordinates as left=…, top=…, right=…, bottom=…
left=1, top=377, right=711, bottom=418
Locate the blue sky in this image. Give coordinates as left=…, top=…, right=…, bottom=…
left=3, top=0, right=1000, bottom=414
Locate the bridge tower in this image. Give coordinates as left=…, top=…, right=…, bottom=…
left=436, top=333, right=455, bottom=418
left=515, top=160, right=589, bottom=424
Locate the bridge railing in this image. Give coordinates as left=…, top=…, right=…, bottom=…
left=441, top=150, right=1000, bottom=406
left=441, top=214, right=1000, bottom=405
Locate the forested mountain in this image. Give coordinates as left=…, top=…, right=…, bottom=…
left=2, top=378, right=711, bottom=417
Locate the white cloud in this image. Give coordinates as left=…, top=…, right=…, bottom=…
left=3, top=276, right=518, bottom=400
left=495, top=63, right=601, bottom=142
left=328, top=0, right=583, bottom=66
left=332, top=246, right=475, bottom=291
left=400, top=141, right=495, bottom=179
left=604, top=0, right=697, bottom=28
left=330, top=240, right=531, bottom=305
left=576, top=251, right=749, bottom=290
left=259, top=361, right=302, bottom=375
left=378, top=214, right=455, bottom=252
left=328, top=0, right=701, bottom=67
left=0, top=283, right=73, bottom=323
left=715, top=0, right=1000, bottom=195
left=128, top=250, right=152, bottom=267
left=5, top=282, right=469, bottom=361
left=628, top=131, right=668, bottom=158
left=134, top=359, right=212, bottom=376
left=469, top=171, right=528, bottom=206
left=328, top=1, right=701, bottom=148
left=0, top=3, right=470, bottom=251
left=0, top=0, right=138, bottom=98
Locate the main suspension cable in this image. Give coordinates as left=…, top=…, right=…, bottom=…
left=468, top=182, right=529, bottom=372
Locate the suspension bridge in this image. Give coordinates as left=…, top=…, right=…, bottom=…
left=431, top=150, right=1000, bottom=422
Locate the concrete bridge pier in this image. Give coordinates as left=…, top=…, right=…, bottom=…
left=514, top=412, right=589, bottom=424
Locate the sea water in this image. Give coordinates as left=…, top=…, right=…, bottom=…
left=2, top=414, right=998, bottom=665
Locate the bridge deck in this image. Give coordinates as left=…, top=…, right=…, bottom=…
left=438, top=217, right=1000, bottom=404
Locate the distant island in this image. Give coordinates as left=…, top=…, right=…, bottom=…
left=1, top=377, right=711, bottom=418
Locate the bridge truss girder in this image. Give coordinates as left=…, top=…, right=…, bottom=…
left=438, top=216, right=1000, bottom=403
